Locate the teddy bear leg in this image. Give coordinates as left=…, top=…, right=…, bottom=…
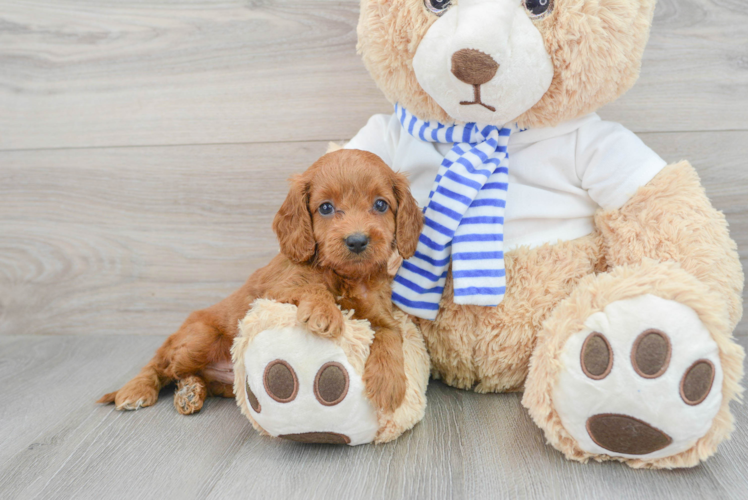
left=522, top=261, right=744, bottom=469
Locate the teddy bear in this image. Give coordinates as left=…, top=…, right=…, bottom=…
left=341, top=0, right=744, bottom=468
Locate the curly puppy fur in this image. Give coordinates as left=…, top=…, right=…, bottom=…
left=98, top=149, right=424, bottom=414
left=358, top=0, right=656, bottom=129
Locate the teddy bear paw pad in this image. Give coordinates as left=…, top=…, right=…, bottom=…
left=241, top=326, right=379, bottom=446
left=553, top=294, right=723, bottom=459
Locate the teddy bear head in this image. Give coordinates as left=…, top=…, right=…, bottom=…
left=358, top=0, right=656, bottom=128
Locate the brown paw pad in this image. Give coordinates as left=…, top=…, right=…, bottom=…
left=680, top=359, right=715, bottom=406
left=263, top=360, right=298, bottom=403
left=586, top=414, right=672, bottom=455
left=279, top=432, right=351, bottom=445
left=314, top=362, right=349, bottom=406
left=581, top=332, right=613, bottom=380
left=632, top=329, right=671, bottom=379
left=246, top=378, right=261, bottom=413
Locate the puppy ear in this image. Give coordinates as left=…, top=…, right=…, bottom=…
left=272, top=174, right=316, bottom=263
left=392, top=172, right=423, bottom=260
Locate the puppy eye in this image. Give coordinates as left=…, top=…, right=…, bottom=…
left=524, top=0, right=553, bottom=18
left=319, top=202, right=334, bottom=216
left=424, top=0, right=452, bottom=16
left=374, top=200, right=389, bottom=213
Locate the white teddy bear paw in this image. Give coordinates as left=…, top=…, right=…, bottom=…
left=241, top=326, right=379, bottom=446
left=233, top=299, right=431, bottom=445
left=553, top=294, right=723, bottom=459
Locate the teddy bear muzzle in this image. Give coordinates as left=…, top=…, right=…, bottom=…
left=413, top=0, right=554, bottom=125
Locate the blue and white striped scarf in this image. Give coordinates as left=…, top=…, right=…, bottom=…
left=392, top=104, right=513, bottom=320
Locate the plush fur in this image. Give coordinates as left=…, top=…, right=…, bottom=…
left=232, top=299, right=430, bottom=443
left=358, top=0, right=656, bottom=129
left=98, top=149, right=424, bottom=415
left=522, top=163, right=744, bottom=468
left=357, top=0, right=744, bottom=467
left=418, top=233, right=605, bottom=392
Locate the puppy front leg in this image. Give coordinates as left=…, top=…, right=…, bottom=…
left=363, top=323, right=407, bottom=413
left=284, top=285, right=344, bottom=338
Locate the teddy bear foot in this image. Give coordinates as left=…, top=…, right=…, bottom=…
left=523, top=262, right=744, bottom=468
left=239, top=326, right=380, bottom=446
left=231, top=299, right=431, bottom=446
left=552, top=294, right=723, bottom=460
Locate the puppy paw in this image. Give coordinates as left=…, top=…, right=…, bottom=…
left=174, top=376, right=207, bottom=415
left=98, top=379, right=159, bottom=411
left=363, top=353, right=407, bottom=414
left=297, top=301, right=344, bottom=338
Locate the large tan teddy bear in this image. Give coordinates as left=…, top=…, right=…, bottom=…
left=344, top=0, right=745, bottom=468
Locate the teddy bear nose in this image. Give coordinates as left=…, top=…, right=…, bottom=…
left=451, top=49, right=500, bottom=86
left=345, top=233, right=369, bottom=254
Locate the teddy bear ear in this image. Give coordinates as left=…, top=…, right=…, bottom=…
left=272, top=174, right=316, bottom=263
left=392, top=172, right=424, bottom=260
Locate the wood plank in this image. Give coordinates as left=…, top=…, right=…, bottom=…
left=0, top=335, right=164, bottom=468
left=205, top=379, right=465, bottom=500
left=0, top=337, right=746, bottom=499
left=0, top=141, right=329, bottom=336
left=1, top=133, right=745, bottom=338
left=1, top=0, right=747, bottom=151
left=0, top=334, right=251, bottom=500
left=0, top=0, right=387, bottom=151
left=599, top=0, right=748, bottom=134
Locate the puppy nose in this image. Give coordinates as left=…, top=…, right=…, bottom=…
left=345, top=233, right=369, bottom=254
left=451, top=49, right=499, bottom=86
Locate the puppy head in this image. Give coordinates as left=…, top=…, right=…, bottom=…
left=272, top=149, right=423, bottom=276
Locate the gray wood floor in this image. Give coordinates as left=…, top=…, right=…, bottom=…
left=1, top=0, right=747, bottom=499
left=1, top=335, right=748, bottom=500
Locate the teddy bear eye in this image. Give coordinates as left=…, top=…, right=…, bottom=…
left=319, top=202, right=334, bottom=216
left=424, top=0, right=452, bottom=16
left=374, top=199, right=389, bottom=213
left=524, top=0, right=553, bottom=18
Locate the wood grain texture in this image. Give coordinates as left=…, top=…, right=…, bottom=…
left=599, top=0, right=748, bottom=133
left=1, top=133, right=745, bottom=338
left=0, top=335, right=251, bottom=500
left=0, top=141, right=329, bottom=336
left=0, top=335, right=747, bottom=499
left=1, top=0, right=747, bottom=152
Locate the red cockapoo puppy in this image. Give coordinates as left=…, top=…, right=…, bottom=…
left=98, top=149, right=423, bottom=414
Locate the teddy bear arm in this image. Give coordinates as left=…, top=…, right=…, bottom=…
left=595, top=161, right=744, bottom=328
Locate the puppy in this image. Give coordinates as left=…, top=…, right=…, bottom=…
left=98, top=149, right=423, bottom=414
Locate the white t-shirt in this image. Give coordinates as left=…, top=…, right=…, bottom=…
left=345, top=112, right=667, bottom=251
